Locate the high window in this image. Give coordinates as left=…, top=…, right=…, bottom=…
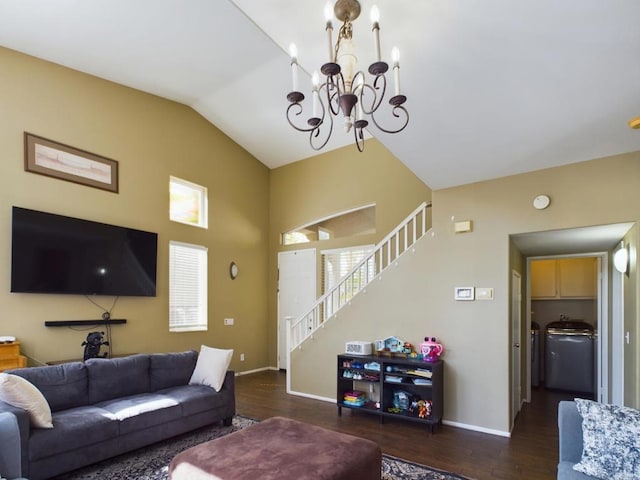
left=169, top=241, right=207, bottom=332
left=282, top=204, right=375, bottom=245
left=170, top=176, right=208, bottom=228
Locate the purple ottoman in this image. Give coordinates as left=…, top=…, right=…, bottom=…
left=169, top=416, right=381, bottom=480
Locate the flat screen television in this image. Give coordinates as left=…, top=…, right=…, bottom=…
left=11, top=206, right=158, bottom=296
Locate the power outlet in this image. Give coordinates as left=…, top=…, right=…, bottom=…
left=240, top=353, right=245, bottom=361
left=224, top=318, right=234, bottom=326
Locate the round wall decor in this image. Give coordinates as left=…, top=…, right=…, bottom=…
left=229, top=261, right=239, bottom=280
left=533, top=194, right=550, bottom=210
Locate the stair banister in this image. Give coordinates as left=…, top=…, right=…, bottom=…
left=288, top=201, right=431, bottom=351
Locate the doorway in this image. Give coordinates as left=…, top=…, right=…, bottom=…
left=277, top=249, right=316, bottom=370
left=527, top=254, right=605, bottom=401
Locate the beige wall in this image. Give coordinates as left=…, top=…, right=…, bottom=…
left=0, top=47, right=270, bottom=370
left=429, top=152, right=640, bottom=426
left=4, top=45, right=639, bottom=434
left=291, top=151, right=640, bottom=434
left=268, top=139, right=433, bottom=366
left=622, top=225, right=639, bottom=405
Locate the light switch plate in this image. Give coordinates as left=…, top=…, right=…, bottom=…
left=224, top=318, right=234, bottom=326
left=454, top=220, right=473, bottom=233
left=476, top=288, right=494, bottom=300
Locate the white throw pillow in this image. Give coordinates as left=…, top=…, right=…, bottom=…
left=573, top=398, right=640, bottom=480
left=189, top=345, right=233, bottom=392
left=0, top=373, right=53, bottom=428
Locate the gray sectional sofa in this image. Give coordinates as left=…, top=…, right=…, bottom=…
left=0, top=351, right=235, bottom=480
left=557, top=400, right=596, bottom=480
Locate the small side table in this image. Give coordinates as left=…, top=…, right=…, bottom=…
left=0, top=341, right=27, bottom=372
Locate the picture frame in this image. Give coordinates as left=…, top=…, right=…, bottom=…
left=24, top=132, right=119, bottom=193
left=454, top=287, right=475, bottom=301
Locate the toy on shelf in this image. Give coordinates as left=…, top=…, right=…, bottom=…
left=419, top=337, right=444, bottom=362
left=410, top=399, right=432, bottom=418
left=81, top=331, right=109, bottom=361
left=375, top=337, right=416, bottom=357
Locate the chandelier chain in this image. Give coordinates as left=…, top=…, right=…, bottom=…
left=334, top=17, right=352, bottom=64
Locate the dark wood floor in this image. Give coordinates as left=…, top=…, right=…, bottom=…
left=235, top=369, right=574, bottom=480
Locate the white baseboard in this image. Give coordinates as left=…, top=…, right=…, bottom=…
left=288, top=389, right=511, bottom=437
left=442, top=419, right=511, bottom=437
left=286, top=389, right=335, bottom=404
left=235, top=366, right=279, bottom=376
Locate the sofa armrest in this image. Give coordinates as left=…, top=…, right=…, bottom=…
left=558, top=400, right=584, bottom=464
left=221, top=370, right=235, bottom=392
left=0, top=411, right=23, bottom=479
left=0, top=400, right=30, bottom=477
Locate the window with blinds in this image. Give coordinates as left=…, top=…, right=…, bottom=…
left=169, top=241, right=208, bottom=332
left=321, top=245, right=374, bottom=318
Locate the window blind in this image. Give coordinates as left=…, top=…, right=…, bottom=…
left=169, top=241, right=208, bottom=332
left=321, top=245, right=375, bottom=320
left=322, top=245, right=375, bottom=294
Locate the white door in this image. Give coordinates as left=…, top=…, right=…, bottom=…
left=511, top=270, right=522, bottom=426
left=595, top=254, right=609, bottom=404
left=277, top=249, right=316, bottom=370
left=611, top=258, right=624, bottom=405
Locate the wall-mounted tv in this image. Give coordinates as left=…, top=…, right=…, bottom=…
left=11, top=206, right=158, bottom=297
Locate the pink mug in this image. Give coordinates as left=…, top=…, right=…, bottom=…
left=420, top=337, right=443, bottom=361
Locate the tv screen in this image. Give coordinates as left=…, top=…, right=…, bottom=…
left=11, top=206, right=158, bottom=296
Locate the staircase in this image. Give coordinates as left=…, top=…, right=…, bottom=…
left=288, top=202, right=432, bottom=352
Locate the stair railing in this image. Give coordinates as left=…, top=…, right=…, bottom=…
left=289, top=201, right=431, bottom=351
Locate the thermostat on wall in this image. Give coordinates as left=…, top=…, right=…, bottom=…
left=345, top=341, right=373, bottom=355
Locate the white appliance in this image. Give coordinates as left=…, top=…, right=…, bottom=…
left=345, top=341, right=373, bottom=355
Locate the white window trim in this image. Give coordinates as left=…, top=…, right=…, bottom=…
left=170, top=176, right=208, bottom=229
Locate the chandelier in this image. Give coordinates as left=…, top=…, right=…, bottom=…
left=286, top=0, right=409, bottom=152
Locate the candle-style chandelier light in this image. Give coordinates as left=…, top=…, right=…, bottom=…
left=286, top=0, right=409, bottom=152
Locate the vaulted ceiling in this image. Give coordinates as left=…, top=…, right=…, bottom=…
left=1, top=0, right=639, bottom=190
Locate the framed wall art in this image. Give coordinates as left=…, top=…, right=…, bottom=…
left=24, top=132, right=119, bottom=193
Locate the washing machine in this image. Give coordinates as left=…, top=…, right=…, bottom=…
left=531, top=321, right=540, bottom=387
left=545, top=321, right=595, bottom=393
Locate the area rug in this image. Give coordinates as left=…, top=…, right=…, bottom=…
left=51, top=416, right=470, bottom=480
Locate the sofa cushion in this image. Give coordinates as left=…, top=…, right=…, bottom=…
left=28, top=405, right=119, bottom=461
left=158, top=384, right=230, bottom=417
left=0, top=373, right=53, bottom=429
left=95, top=393, right=182, bottom=435
left=558, top=461, right=598, bottom=480
left=574, top=398, right=640, bottom=480
left=86, top=354, right=150, bottom=404
left=149, top=350, right=197, bottom=391
left=8, top=362, right=88, bottom=412
left=189, top=345, right=233, bottom=392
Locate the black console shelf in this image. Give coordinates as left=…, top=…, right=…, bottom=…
left=44, top=319, right=127, bottom=327
left=337, top=354, right=444, bottom=433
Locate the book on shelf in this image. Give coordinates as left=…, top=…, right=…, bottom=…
left=412, top=378, right=432, bottom=385
left=406, top=368, right=433, bottom=378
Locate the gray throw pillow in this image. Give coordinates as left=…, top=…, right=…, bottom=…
left=574, top=398, right=640, bottom=480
